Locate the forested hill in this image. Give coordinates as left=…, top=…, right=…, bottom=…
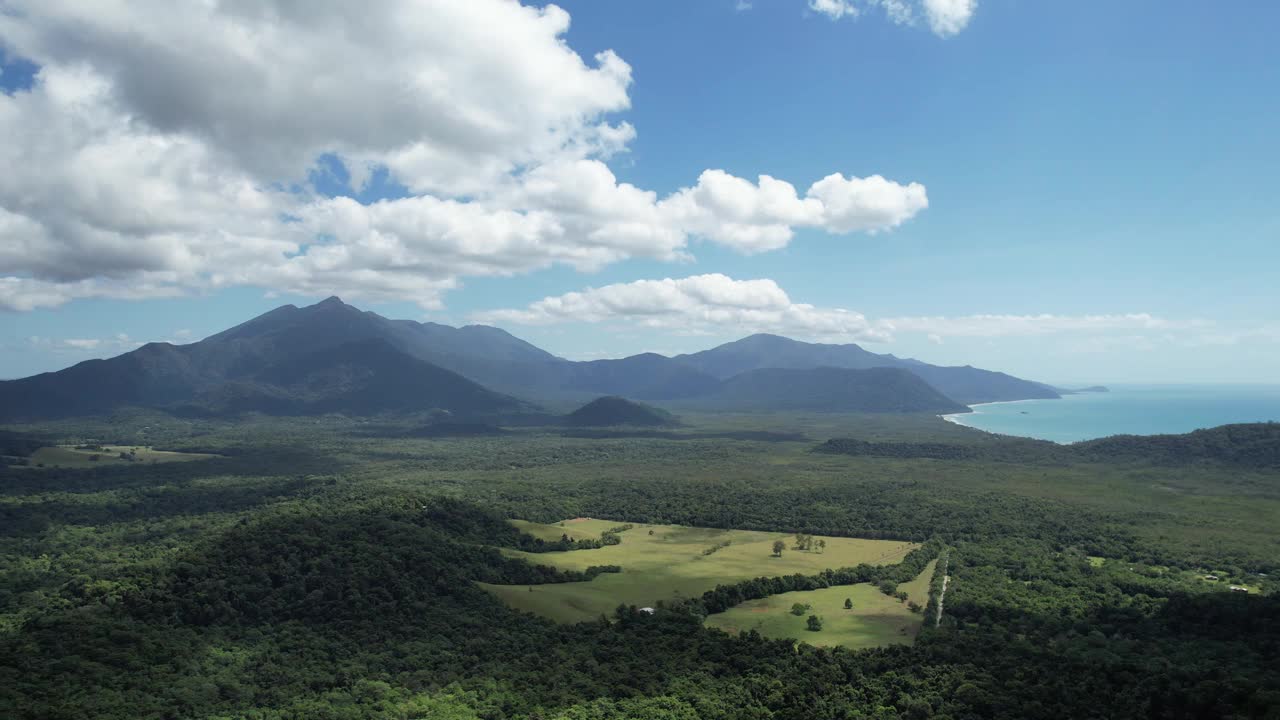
left=1073, top=422, right=1280, bottom=468
left=815, top=422, right=1280, bottom=469
left=562, top=396, right=676, bottom=426
left=186, top=338, right=530, bottom=417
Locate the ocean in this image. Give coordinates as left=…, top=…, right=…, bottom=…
left=942, top=384, right=1280, bottom=444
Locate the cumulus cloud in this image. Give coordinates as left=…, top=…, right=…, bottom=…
left=0, top=0, right=928, bottom=312
left=881, top=313, right=1204, bottom=339
left=60, top=338, right=101, bottom=350
left=663, top=171, right=926, bottom=252
left=809, top=0, right=860, bottom=20
left=477, top=275, right=1210, bottom=348
left=806, top=0, right=976, bottom=36
left=922, top=0, right=977, bottom=37
left=474, top=273, right=890, bottom=342
left=0, top=1, right=633, bottom=193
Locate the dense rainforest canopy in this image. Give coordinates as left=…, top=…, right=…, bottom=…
left=1, top=413, right=1277, bottom=719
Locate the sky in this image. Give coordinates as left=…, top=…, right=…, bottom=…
left=1, top=0, right=1277, bottom=384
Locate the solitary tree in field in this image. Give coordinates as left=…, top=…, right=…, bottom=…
left=806, top=615, right=823, bottom=631
left=790, top=602, right=811, bottom=616
left=772, top=539, right=785, bottom=557
left=844, top=597, right=853, bottom=610
left=817, top=539, right=826, bottom=554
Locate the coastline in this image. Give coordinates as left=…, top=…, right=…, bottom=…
left=937, top=385, right=1280, bottom=444
left=939, top=397, right=1044, bottom=428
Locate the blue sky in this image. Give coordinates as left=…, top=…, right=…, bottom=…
left=1, top=0, right=1277, bottom=383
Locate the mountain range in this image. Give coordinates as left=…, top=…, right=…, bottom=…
left=0, top=297, right=1060, bottom=421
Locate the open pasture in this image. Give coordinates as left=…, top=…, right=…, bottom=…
left=27, top=445, right=217, bottom=469
left=481, top=520, right=917, bottom=623
left=705, top=559, right=937, bottom=649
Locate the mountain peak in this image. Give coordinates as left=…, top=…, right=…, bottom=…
left=740, top=333, right=793, bottom=343
left=315, top=296, right=346, bottom=307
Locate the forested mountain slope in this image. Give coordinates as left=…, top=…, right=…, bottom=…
left=682, top=366, right=971, bottom=413
left=0, top=298, right=1061, bottom=419
left=677, top=333, right=1058, bottom=405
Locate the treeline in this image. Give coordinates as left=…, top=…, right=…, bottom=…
left=918, top=538, right=1280, bottom=719
left=815, top=421, right=1280, bottom=468
left=922, top=548, right=950, bottom=624
left=560, top=428, right=809, bottom=442
left=141, top=504, right=622, bottom=629
left=0, top=498, right=642, bottom=718
left=1074, top=422, right=1280, bottom=468
left=813, top=436, right=1063, bottom=463
left=4, top=419, right=1278, bottom=719
left=3, top=489, right=1278, bottom=719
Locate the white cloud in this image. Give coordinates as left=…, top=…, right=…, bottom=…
left=0, top=0, right=928, bottom=312
left=662, top=170, right=926, bottom=253
left=478, top=275, right=1219, bottom=349
left=807, top=173, right=929, bottom=234
left=806, top=0, right=975, bottom=36
left=922, top=0, right=977, bottom=37
left=0, top=1, right=633, bottom=194
left=475, top=273, right=889, bottom=341
left=24, top=333, right=143, bottom=356
left=61, top=338, right=101, bottom=350
left=882, top=313, right=1204, bottom=339
left=809, top=0, right=860, bottom=20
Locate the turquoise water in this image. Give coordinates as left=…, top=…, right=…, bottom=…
left=943, top=385, right=1280, bottom=444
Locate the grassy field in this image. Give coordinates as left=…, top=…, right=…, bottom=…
left=481, top=520, right=918, bottom=623
left=27, top=445, right=216, bottom=469
left=704, top=559, right=937, bottom=649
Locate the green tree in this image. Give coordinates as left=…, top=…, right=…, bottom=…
left=806, top=615, right=823, bottom=631
left=772, top=539, right=785, bottom=557
left=790, top=602, right=811, bottom=616
left=844, top=597, right=853, bottom=610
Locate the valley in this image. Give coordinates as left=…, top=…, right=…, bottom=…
left=5, top=2, right=1275, bottom=718
left=0, top=301, right=1276, bottom=719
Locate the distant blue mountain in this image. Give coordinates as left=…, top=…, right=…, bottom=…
left=0, top=299, right=1058, bottom=420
